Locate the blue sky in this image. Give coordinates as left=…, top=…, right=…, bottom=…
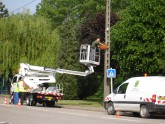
left=2, top=0, right=41, bottom=14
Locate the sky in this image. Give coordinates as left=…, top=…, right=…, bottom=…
left=1, top=0, right=42, bottom=14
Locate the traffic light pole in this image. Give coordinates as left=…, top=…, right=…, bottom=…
left=104, top=0, right=111, bottom=99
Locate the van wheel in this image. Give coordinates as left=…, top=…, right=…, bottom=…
left=107, top=102, right=115, bottom=115
left=140, top=105, right=150, bottom=118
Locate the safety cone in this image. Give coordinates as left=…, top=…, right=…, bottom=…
left=115, top=110, right=120, bottom=118
left=4, top=98, right=7, bottom=105
left=18, top=98, right=21, bottom=107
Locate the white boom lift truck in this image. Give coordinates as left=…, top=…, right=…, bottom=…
left=10, top=44, right=100, bottom=107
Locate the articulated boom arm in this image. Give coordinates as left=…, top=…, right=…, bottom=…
left=20, top=63, right=95, bottom=77
left=18, top=44, right=100, bottom=89
left=55, top=66, right=94, bottom=76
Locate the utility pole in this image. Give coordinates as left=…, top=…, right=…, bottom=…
left=104, top=0, right=111, bottom=99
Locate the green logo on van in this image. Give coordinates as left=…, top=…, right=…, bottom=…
left=134, top=80, right=139, bottom=87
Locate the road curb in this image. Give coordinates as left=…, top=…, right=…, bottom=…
left=0, top=95, right=105, bottom=112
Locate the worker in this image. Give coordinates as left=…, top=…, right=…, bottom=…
left=18, top=77, right=26, bottom=105
left=13, top=83, right=19, bottom=104
left=91, top=37, right=104, bottom=48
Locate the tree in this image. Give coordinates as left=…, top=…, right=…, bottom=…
left=56, top=20, right=102, bottom=99
left=0, top=13, right=60, bottom=79
left=36, top=0, right=123, bottom=99
left=36, top=0, right=106, bottom=27
left=111, top=0, right=131, bottom=13
left=36, top=0, right=106, bottom=99
left=56, top=21, right=80, bottom=99
left=77, top=12, right=119, bottom=99
left=0, top=2, right=8, bottom=18
left=111, top=0, right=165, bottom=81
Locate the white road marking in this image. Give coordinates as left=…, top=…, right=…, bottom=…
left=102, top=116, right=142, bottom=123
left=59, top=111, right=89, bottom=117
left=0, top=122, right=8, bottom=124
left=25, top=106, right=49, bottom=112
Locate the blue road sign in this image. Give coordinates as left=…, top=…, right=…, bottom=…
left=107, top=69, right=116, bottom=78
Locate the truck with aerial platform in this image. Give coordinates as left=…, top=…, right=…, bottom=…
left=10, top=44, right=101, bottom=107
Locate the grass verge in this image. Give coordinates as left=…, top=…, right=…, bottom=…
left=58, top=99, right=103, bottom=107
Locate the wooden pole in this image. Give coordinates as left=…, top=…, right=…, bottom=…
left=104, top=0, right=111, bottom=99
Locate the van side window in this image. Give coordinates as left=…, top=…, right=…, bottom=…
left=117, top=83, right=128, bottom=94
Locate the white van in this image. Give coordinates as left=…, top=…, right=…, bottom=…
left=104, top=76, right=165, bottom=118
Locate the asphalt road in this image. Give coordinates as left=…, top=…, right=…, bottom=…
left=0, top=97, right=165, bottom=124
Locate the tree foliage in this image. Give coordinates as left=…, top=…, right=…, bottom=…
left=36, top=0, right=106, bottom=27
left=36, top=0, right=105, bottom=99
left=55, top=20, right=100, bottom=99
left=111, top=0, right=130, bottom=13
left=111, top=0, right=165, bottom=80
left=0, top=13, right=60, bottom=78
left=0, top=1, right=8, bottom=18
left=36, top=0, right=122, bottom=99
left=56, top=21, right=80, bottom=99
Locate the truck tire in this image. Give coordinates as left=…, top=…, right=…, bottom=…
left=107, top=102, right=116, bottom=115
left=20, top=93, right=24, bottom=105
left=31, top=100, right=37, bottom=106
left=140, top=105, right=150, bottom=118
left=26, top=95, right=36, bottom=106
left=45, top=101, right=55, bottom=107
left=26, top=96, right=30, bottom=106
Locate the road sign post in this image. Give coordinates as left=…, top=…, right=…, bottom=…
left=107, top=68, right=116, bottom=94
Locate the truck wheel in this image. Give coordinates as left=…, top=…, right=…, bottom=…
left=45, top=101, right=55, bottom=107
left=26, top=95, right=36, bottom=106
left=140, top=105, right=150, bottom=118
left=20, top=95, right=24, bottom=105
left=26, top=96, right=30, bottom=106
left=31, top=100, right=37, bottom=106
left=107, top=102, right=116, bottom=115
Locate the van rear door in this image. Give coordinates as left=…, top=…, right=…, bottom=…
left=156, top=81, right=165, bottom=105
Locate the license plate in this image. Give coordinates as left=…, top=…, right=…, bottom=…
left=45, top=96, right=53, bottom=100
left=158, top=96, right=165, bottom=100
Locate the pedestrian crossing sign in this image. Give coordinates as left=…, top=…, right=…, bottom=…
left=107, top=69, right=116, bottom=78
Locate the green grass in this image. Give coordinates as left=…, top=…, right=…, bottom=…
left=58, top=99, right=103, bottom=107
